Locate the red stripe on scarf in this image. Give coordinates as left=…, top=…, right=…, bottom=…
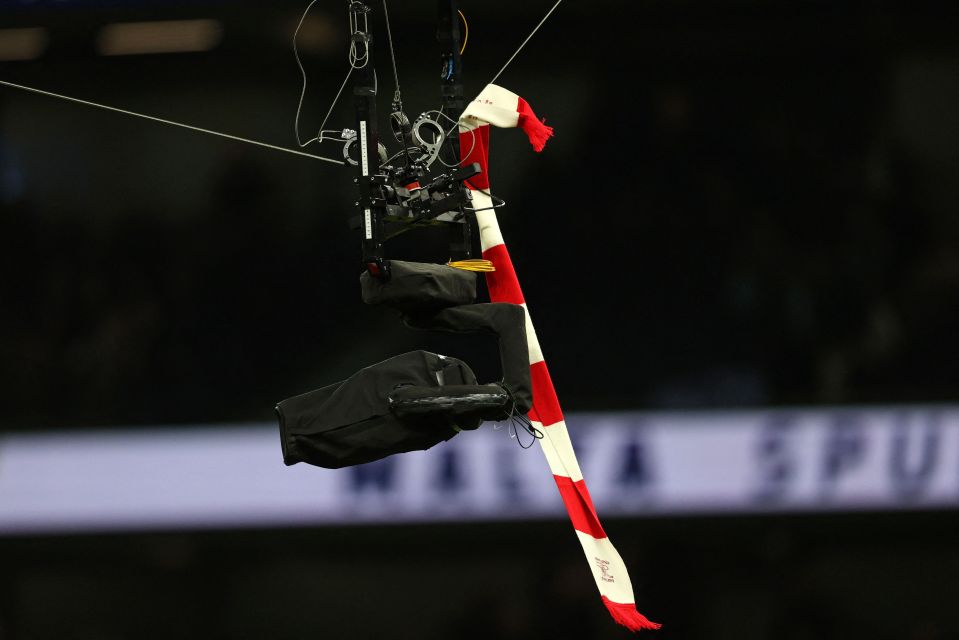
left=516, top=97, right=554, bottom=153
left=530, top=360, right=564, bottom=427
left=459, top=125, right=491, bottom=190
left=462, top=96, right=659, bottom=630
left=482, top=244, right=525, bottom=305
left=554, top=475, right=607, bottom=539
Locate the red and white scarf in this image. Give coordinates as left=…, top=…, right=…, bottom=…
left=458, top=84, right=660, bottom=632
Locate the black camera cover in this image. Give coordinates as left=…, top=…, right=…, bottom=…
left=277, top=350, right=484, bottom=469
left=276, top=262, right=531, bottom=469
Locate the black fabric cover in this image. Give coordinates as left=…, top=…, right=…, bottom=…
left=360, top=260, right=477, bottom=311
left=276, top=262, right=532, bottom=470
left=276, top=350, right=481, bottom=469
left=403, top=303, right=532, bottom=415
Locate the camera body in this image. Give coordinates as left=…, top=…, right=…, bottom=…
left=350, top=150, right=481, bottom=278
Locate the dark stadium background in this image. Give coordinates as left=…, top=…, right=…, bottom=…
left=1, top=1, right=958, bottom=638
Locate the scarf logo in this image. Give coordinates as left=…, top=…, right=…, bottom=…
left=594, top=557, right=615, bottom=583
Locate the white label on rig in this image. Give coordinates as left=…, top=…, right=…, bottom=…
left=364, top=208, right=372, bottom=240
left=359, top=121, right=369, bottom=177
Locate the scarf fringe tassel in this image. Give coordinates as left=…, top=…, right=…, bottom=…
left=602, top=596, right=662, bottom=632
left=516, top=98, right=554, bottom=152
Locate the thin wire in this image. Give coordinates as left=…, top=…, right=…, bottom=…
left=453, top=121, right=476, bottom=164
left=489, top=0, right=564, bottom=86
left=458, top=9, right=468, bottom=55
left=464, top=176, right=507, bottom=211
left=293, top=0, right=322, bottom=147
left=381, top=0, right=402, bottom=102
left=447, top=258, right=494, bottom=272
left=347, top=7, right=370, bottom=68
left=310, top=70, right=353, bottom=144
left=0, top=79, right=344, bottom=165
left=445, top=2, right=567, bottom=167
left=494, top=385, right=542, bottom=450
left=382, top=0, right=413, bottom=165
left=381, top=146, right=421, bottom=166
left=426, top=109, right=476, bottom=169
left=511, top=412, right=543, bottom=449
left=294, top=0, right=370, bottom=148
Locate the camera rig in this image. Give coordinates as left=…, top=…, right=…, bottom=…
left=0, top=0, right=663, bottom=630
left=345, top=0, right=479, bottom=280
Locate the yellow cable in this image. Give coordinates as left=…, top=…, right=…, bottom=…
left=448, top=258, right=495, bottom=272
left=458, top=10, right=469, bottom=55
